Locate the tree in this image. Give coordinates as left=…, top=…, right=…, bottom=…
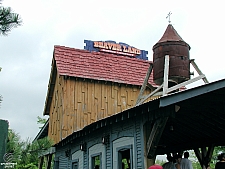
left=0, top=0, right=22, bottom=35
left=37, top=116, right=47, bottom=129
left=6, top=118, right=52, bottom=168
left=188, top=147, right=225, bottom=169
left=210, top=146, right=225, bottom=168
left=7, top=129, right=53, bottom=169
left=0, top=95, right=2, bottom=107
left=0, top=1, right=22, bottom=108
left=6, top=129, right=24, bottom=162
left=17, top=137, right=53, bottom=169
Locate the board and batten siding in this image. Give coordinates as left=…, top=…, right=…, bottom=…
left=48, top=74, right=153, bottom=144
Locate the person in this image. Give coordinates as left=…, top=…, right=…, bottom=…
left=180, top=152, right=193, bottom=169
left=148, top=164, right=163, bottom=169
left=215, top=153, right=225, bottom=169
left=162, top=154, right=175, bottom=169
left=94, top=165, right=99, bottom=169
left=174, top=154, right=182, bottom=169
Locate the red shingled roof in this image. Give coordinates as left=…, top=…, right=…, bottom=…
left=54, top=45, right=157, bottom=87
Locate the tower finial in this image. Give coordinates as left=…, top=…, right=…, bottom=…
left=166, top=11, right=172, bottom=24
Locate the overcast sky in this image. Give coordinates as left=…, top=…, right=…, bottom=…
left=0, top=0, right=225, bottom=141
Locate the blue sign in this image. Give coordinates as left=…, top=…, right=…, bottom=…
left=84, top=40, right=148, bottom=60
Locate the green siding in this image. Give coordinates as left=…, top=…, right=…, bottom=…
left=0, top=119, right=8, bottom=169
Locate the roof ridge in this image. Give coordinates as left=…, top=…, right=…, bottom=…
left=55, top=45, right=152, bottom=63
left=53, top=45, right=157, bottom=86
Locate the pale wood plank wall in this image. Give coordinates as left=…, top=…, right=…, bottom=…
left=48, top=75, right=153, bottom=144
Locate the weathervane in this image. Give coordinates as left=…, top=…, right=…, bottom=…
left=166, top=11, right=172, bottom=24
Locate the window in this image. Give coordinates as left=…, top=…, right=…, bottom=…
left=113, top=137, right=135, bottom=169
left=118, top=146, right=133, bottom=169
left=71, top=150, right=83, bottom=168
left=72, top=161, right=79, bottom=169
left=89, top=143, right=105, bottom=169
left=54, top=159, right=59, bottom=169
left=91, top=153, right=102, bottom=169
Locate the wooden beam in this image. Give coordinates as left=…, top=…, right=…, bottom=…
left=38, top=156, right=44, bottom=169
left=136, top=84, right=163, bottom=106
left=206, top=145, right=215, bottom=159
left=167, top=74, right=205, bottom=93
left=136, top=63, right=153, bottom=105
left=190, top=59, right=209, bottom=84
left=201, top=147, right=206, bottom=158
left=147, top=83, right=155, bottom=91
left=194, top=145, right=215, bottom=169
left=204, top=145, right=215, bottom=169
left=147, top=117, right=168, bottom=158
left=46, top=154, right=53, bottom=169
left=163, top=55, right=169, bottom=96
left=194, top=148, right=203, bottom=167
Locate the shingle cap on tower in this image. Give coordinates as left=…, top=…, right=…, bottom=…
left=157, top=24, right=184, bottom=43
left=153, top=24, right=190, bottom=50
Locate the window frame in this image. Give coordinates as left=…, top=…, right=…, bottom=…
left=91, top=152, right=102, bottom=169
left=117, top=145, right=133, bottom=169
left=71, top=159, right=79, bottom=169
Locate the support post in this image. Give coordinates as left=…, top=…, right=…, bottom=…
left=190, top=59, right=209, bottom=84
left=147, top=116, right=168, bottom=158
left=46, top=154, right=53, bottom=169
left=194, top=145, right=214, bottom=169
left=163, top=55, right=170, bottom=96
left=136, top=84, right=163, bottom=106
left=143, top=121, right=157, bottom=168
left=38, top=156, right=44, bottom=169
left=0, top=120, right=8, bottom=169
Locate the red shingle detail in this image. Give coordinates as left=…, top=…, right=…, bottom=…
left=54, top=45, right=157, bottom=87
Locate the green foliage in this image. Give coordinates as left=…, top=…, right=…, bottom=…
left=16, top=163, right=38, bottom=169
left=210, top=146, right=225, bottom=168
left=0, top=0, right=22, bottom=35
left=191, top=160, right=202, bottom=169
left=37, top=116, right=48, bottom=129
left=155, top=159, right=165, bottom=166
left=188, top=147, right=225, bottom=169
left=94, top=156, right=100, bottom=166
left=7, top=129, right=24, bottom=162
left=6, top=129, right=53, bottom=169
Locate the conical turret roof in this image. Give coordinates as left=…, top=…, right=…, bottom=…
left=157, top=24, right=184, bottom=43
left=153, top=24, right=190, bottom=50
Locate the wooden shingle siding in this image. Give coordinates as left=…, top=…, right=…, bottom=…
left=48, top=75, right=153, bottom=144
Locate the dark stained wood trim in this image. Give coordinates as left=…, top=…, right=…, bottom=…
left=194, top=145, right=215, bottom=169
left=46, top=154, right=53, bottom=169
left=38, top=156, right=44, bottom=169
left=147, top=117, right=168, bottom=158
